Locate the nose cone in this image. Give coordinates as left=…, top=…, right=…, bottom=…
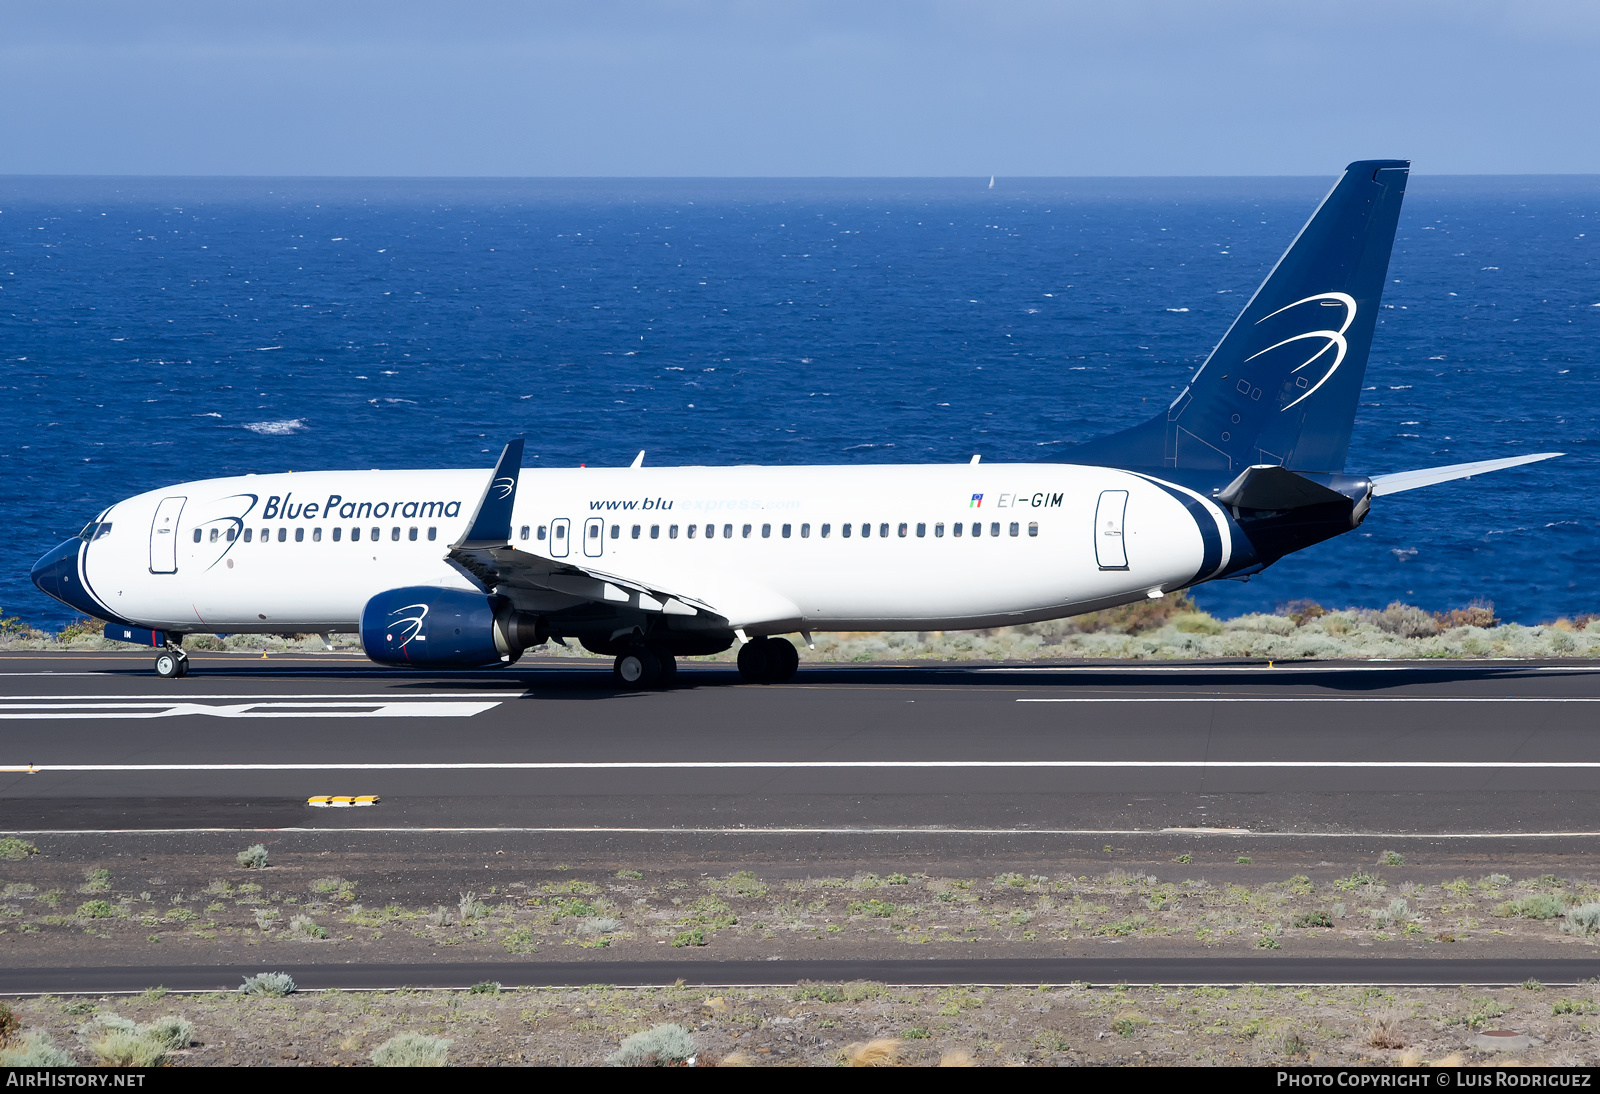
left=31, top=538, right=89, bottom=611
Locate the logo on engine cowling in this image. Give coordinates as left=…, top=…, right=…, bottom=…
left=385, top=602, right=430, bottom=646
left=1245, top=291, right=1357, bottom=412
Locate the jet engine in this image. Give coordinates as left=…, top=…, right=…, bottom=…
left=359, top=586, right=544, bottom=668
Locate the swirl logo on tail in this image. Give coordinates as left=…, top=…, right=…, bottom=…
left=1245, top=292, right=1357, bottom=412
left=492, top=476, right=516, bottom=500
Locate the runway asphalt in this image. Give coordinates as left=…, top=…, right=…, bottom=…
left=4, top=650, right=1600, bottom=836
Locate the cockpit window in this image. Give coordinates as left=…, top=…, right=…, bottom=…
left=96, top=523, right=112, bottom=539
left=78, top=522, right=98, bottom=540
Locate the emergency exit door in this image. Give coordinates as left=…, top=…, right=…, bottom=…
left=1094, top=490, right=1129, bottom=570
left=583, top=517, right=604, bottom=558
left=148, top=496, right=186, bottom=574
left=549, top=518, right=571, bottom=558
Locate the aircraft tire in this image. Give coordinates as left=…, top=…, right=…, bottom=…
left=614, top=648, right=661, bottom=688
left=653, top=650, right=677, bottom=686
left=768, top=638, right=799, bottom=683
left=736, top=637, right=771, bottom=683
left=155, top=652, right=182, bottom=679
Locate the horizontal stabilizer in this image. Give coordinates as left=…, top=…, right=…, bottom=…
left=1370, top=453, right=1562, bottom=497
left=1216, top=464, right=1349, bottom=510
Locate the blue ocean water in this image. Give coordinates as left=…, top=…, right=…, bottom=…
left=2, top=175, right=1596, bottom=630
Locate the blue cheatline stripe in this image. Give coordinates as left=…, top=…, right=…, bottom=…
left=1129, top=474, right=1225, bottom=584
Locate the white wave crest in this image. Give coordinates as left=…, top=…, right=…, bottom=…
left=242, top=418, right=307, bottom=436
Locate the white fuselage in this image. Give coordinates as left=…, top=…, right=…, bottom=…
left=78, top=462, right=1227, bottom=635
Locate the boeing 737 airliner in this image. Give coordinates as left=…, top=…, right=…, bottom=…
left=31, top=161, right=1560, bottom=685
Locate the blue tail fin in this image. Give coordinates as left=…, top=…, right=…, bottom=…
left=1073, top=159, right=1410, bottom=474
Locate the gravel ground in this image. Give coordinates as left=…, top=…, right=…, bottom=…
left=4, top=979, right=1599, bottom=1066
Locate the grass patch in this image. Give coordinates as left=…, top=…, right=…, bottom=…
left=75, top=900, right=115, bottom=919
left=371, top=1031, right=452, bottom=1067
left=0, top=838, right=39, bottom=861
left=1495, top=894, right=1566, bottom=920
left=241, top=971, right=296, bottom=997
left=671, top=928, right=706, bottom=948
left=236, top=844, right=269, bottom=869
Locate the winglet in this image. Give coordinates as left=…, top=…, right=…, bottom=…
left=452, top=440, right=524, bottom=548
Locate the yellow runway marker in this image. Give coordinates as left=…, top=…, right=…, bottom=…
left=307, top=795, right=380, bottom=807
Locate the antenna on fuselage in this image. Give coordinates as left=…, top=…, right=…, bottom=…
left=970, top=454, right=981, bottom=465
left=630, top=450, right=645, bottom=468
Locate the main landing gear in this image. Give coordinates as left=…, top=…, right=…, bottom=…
left=612, top=645, right=677, bottom=689
left=737, top=636, right=798, bottom=684
left=154, top=647, right=189, bottom=679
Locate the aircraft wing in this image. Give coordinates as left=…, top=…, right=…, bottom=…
left=447, top=440, right=719, bottom=621
left=448, top=542, right=717, bottom=618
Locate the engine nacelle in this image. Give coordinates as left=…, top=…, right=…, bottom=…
left=360, top=586, right=543, bottom=668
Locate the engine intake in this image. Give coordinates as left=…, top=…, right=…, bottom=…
left=359, top=586, right=543, bottom=668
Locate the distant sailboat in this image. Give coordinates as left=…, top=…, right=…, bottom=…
left=988, top=176, right=995, bottom=189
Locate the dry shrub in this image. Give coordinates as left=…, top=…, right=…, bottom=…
left=1374, top=603, right=1439, bottom=638
left=1281, top=599, right=1326, bottom=626
left=939, top=1049, right=977, bottom=1067
left=1367, top=1011, right=1406, bottom=1049
left=1434, top=1054, right=1465, bottom=1067
left=717, top=1050, right=755, bottom=1067
left=1438, top=600, right=1499, bottom=629
left=1399, top=1048, right=1425, bottom=1066
left=845, top=1038, right=901, bottom=1067
left=1068, top=592, right=1197, bottom=635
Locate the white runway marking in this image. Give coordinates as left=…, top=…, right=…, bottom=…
left=1015, top=697, right=1600, bottom=703
left=8, top=826, right=1600, bottom=840
left=0, top=701, right=499, bottom=721
left=6, top=758, right=1600, bottom=773
left=0, top=693, right=517, bottom=700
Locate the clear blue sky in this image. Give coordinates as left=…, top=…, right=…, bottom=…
left=1, top=1, right=1595, bottom=176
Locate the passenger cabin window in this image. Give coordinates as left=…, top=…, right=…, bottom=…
left=762, top=523, right=771, bottom=538
left=972, top=522, right=982, bottom=537
left=861, top=523, right=871, bottom=538
left=278, top=528, right=288, bottom=543
left=1009, top=522, right=1019, bottom=537
left=742, top=524, right=752, bottom=538
left=408, top=527, right=417, bottom=541
left=934, top=523, right=944, bottom=537
left=313, top=528, right=322, bottom=542
left=332, top=527, right=341, bottom=542
left=651, top=525, right=660, bottom=539
left=669, top=524, right=679, bottom=539
left=953, top=523, right=962, bottom=537
left=723, top=524, right=733, bottom=538
left=898, top=523, right=908, bottom=538
left=554, top=525, right=565, bottom=541
left=880, top=523, right=890, bottom=538
left=537, top=526, right=547, bottom=541
left=610, top=524, right=620, bottom=539
left=703, top=523, right=713, bottom=539
left=842, top=523, right=852, bottom=538
left=244, top=528, right=254, bottom=543
left=821, top=523, right=831, bottom=538
left=350, top=527, right=360, bottom=542
left=782, top=524, right=791, bottom=538
left=687, top=524, right=696, bottom=539
left=1029, top=522, right=1039, bottom=536
left=193, top=529, right=203, bottom=543
left=801, top=523, right=810, bottom=538
left=632, top=524, right=641, bottom=539
left=519, top=525, right=529, bottom=540
left=390, top=527, right=400, bottom=542
left=590, top=524, right=601, bottom=540
left=428, top=527, right=437, bottom=541
left=295, top=528, right=305, bottom=543
left=207, top=528, right=218, bottom=543
left=369, top=526, right=378, bottom=541
left=916, top=523, right=926, bottom=537
left=990, top=522, right=1000, bottom=537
